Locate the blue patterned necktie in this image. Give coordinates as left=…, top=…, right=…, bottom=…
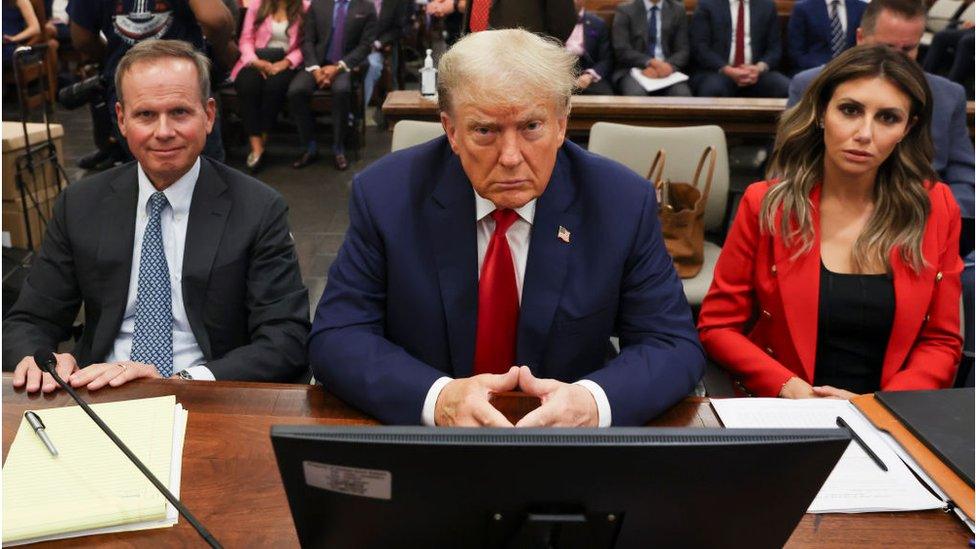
left=829, top=0, right=845, bottom=58
left=130, top=191, right=174, bottom=377
left=647, top=6, right=659, bottom=58
left=327, top=0, right=348, bottom=64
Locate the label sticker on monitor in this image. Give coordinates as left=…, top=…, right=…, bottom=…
left=303, top=461, right=392, bottom=500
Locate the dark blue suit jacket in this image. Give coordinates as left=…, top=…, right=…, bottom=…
left=690, top=0, right=783, bottom=71
left=579, top=11, right=612, bottom=81
left=309, top=137, right=704, bottom=426
left=787, top=0, right=866, bottom=71
left=789, top=68, right=975, bottom=217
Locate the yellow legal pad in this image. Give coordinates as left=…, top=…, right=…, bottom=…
left=2, top=396, right=177, bottom=544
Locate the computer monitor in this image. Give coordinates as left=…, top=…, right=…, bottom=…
left=271, top=427, right=849, bottom=549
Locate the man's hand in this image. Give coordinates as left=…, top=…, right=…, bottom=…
left=576, top=73, right=594, bottom=90
left=434, top=366, right=520, bottom=427
left=649, top=58, right=674, bottom=78
left=426, top=0, right=456, bottom=17
left=641, top=65, right=660, bottom=79
left=12, top=352, right=78, bottom=393
left=812, top=385, right=859, bottom=400
left=68, top=361, right=164, bottom=391
left=315, top=65, right=339, bottom=88
left=778, top=376, right=817, bottom=399
left=721, top=65, right=754, bottom=87
left=514, top=366, right=599, bottom=427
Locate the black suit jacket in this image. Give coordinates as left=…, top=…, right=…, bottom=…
left=462, top=0, right=576, bottom=42
left=578, top=12, right=612, bottom=81
left=2, top=159, right=310, bottom=382
left=612, top=0, right=690, bottom=83
left=302, top=0, right=377, bottom=68
left=374, top=0, right=407, bottom=46
left=689, top=0, right=782, bottom=71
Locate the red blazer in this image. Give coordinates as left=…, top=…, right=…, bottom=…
left=698, top=180, right=963, bottom=396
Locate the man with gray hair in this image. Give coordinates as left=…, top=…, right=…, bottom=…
left=6, top=39, right=310, bottom=390
left=310, top=29, right=704, bottom=427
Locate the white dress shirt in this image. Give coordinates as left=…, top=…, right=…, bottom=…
left=644, top=0, right=664, bottom=60
left=826, top=0, right=847, bottom=34
left=105, top=159, right=214, bottom=380
left=728, top=0, right=753, bottom=65
left=420, top=193, right=612, bottom=427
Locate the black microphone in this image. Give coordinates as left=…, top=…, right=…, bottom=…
left=33, top=350, right=222, bottom=548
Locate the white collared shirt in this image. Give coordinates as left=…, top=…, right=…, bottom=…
left=105, top=158, right=214, bottom=380
left=728, top=0, right=753, bottom=65
left=826, top=0, right=847, bottom=35
left=420, top=193, right=612, bottom=427
left=644, top=0, right=664, bottom=60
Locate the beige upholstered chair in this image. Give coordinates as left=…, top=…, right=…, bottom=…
left=390, top=120, right=445, bottom=152
left=587, top=122, right=731, bottom=306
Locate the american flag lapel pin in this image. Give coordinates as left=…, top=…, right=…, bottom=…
left=557, top=225, right=571, bottom=243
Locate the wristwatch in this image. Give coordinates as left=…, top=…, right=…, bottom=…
left=178, top=370, right=194, bottom=380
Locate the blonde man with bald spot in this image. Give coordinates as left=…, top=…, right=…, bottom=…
left=310, top=29, right=704, bottom=427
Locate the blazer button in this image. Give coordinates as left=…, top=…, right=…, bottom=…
left=936, top=271, right=943, bottom=281
left=765, top=347, right=775, bottom=356
left=771, top=265, right=778, bottom=275
left=761, top=309, right=772, bottom=319
left=925, top=314, right=931, bottom=322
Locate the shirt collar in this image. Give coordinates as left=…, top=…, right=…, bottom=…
left=475, top=193, right=537, bottom=225
left=644, top=0, right=661, bottom=9
left=136, top=157, right=200, bottom=218
left=825, top=0, right=844, bottom=7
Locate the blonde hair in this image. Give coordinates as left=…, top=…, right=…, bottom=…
left=437, top=28, right=578, bottom=116
left=116, top=39, right=212, bottom=107
left=764, top=44, right=935, bottom=273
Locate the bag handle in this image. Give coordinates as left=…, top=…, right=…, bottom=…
left=690, top=146, right=717, bottom=211
left=647, top=149, right=672, bottom=211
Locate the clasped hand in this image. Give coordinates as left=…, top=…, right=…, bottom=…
left=434, top=366, right=599, bottom=428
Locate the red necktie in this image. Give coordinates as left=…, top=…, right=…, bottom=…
left=469, top=0, right=492, bottom=33
left=734, top=0, right=745, bottom=66
left=474, top=209, right=519, bottom=375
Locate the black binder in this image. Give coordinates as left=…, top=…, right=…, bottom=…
left=876, top=388, right=974, bottom=487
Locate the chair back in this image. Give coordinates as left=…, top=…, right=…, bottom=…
left=391, top=120, right=445, bottom=152
left=587, top=122, right=730, bottom=233
left=927, top=0, right=965, bottom=32
left=959, top=1, right=975, bottom=24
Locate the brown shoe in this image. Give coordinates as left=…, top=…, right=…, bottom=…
left=333, top=153, right=349, bottom=171
left=292, top=150, right=319, bottom=169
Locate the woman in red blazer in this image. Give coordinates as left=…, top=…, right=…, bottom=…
left=698, top=45, right=963, bottom=399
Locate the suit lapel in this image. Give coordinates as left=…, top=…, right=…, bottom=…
left=748, top=0, right=761, bottom=61
left=774, top=185, right=822, bottom=382
left=91, top=164, right=139, bottom=360
left=182, top=158, right=231, bottom=359
left=880, top=219, right=936, bottom=386
left=423, top=154, right=479, bottom=378
left=516, top=149, right=579, bottom=372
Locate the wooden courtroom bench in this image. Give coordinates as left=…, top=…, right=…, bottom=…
left=382, top=89, right=976, bottom=139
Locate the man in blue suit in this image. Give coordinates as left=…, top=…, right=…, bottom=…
left=788, top=0, right=975, bottom=216
left=689, top=0, right=791, bottom=97
left=309, top=29, right=704, bottom=427
left=787, top=0, right=867, bottom=71
left=567, top=0, right=615, bottom=95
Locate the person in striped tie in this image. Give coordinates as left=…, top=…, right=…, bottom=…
left=787, top=0, right=867, bottom=72
left=309, top=29, right=704, bottom=427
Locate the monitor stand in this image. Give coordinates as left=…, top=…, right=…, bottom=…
left=487, top=506, right=622, bottom=548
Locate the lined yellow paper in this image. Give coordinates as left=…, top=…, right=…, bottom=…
left=2, top=396, right=177, bottom=543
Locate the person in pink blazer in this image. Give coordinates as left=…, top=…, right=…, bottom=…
left=231, top=0, right=310, bottom=172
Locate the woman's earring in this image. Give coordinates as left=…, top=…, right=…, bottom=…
left=817, top=120, right=824, bottom=129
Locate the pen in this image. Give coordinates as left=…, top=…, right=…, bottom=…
left=24, top=411, right=58, bottom=457
left=836, top=416, right=887, bottom=472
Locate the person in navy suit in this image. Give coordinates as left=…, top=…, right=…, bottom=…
left=309, top=29, right=704, bottom=427
left=566, top=0, right=614, bottom=95
left=787, top=0, right=866, bottom=71
left=612, top=0, right=693, bottom=96
left=689, top=0, right=791, bottom=97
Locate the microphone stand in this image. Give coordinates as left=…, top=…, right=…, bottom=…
left=38, top=359, right=222, bottom=548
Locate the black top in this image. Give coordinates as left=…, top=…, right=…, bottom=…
left=813, top=262, right=895, bottom=393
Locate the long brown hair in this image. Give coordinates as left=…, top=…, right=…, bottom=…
left=764, top=44, right=936, bottom=273
left=253, top=0, right=304, bottom=35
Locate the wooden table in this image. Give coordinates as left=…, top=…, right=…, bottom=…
left=382, top=90, right=976, bottom=139
left=2, top=374, right=969, bottom=547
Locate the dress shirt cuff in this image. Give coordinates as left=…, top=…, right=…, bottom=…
left=574, top=379, right=611, bottom=427
left=373, top=40, right=382, bottom=50
left=305, top=64, right=320, bottom=73
left=422, top=376, right=454, bottom=426
left=756, top=62, right=769, bottom=73
left=584, top=68, right=601, bottom=83
left=183, top=365, right=216, bottom=381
